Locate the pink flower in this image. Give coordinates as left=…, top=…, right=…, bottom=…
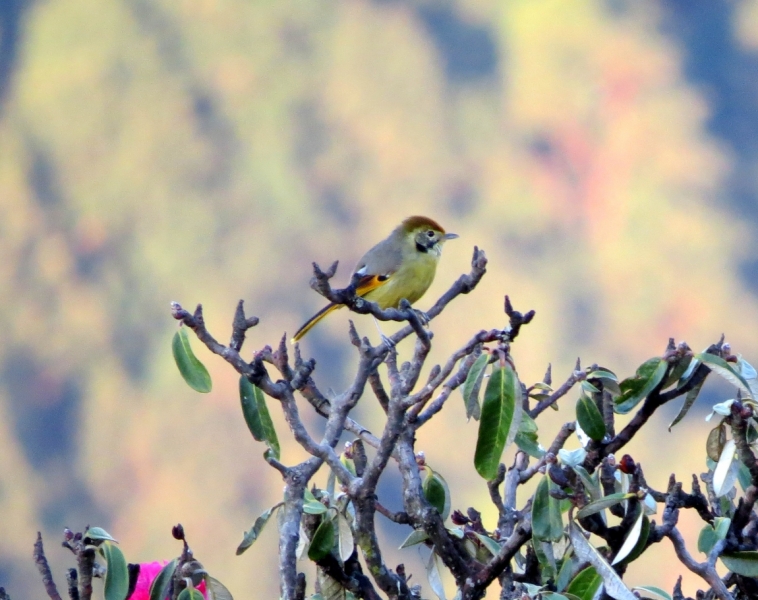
left=131, top=561, right=207, bottom=600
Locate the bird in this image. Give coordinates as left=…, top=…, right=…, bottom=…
left=292, top=215, right=458, bottom=342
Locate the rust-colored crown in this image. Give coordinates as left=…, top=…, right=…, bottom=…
left=401, top=215, right=446, bottom=233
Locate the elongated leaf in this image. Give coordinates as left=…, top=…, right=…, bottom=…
left=558, top=447, right=587, bottom=468
left=85, top=527, right=117, bottom=543
left=426, top=550, right=446, bottom=600
left=555, top=549, right=576, bottom=593
left=205, top=576, right=234, bottom=600
left=713, top=439, right=737, bottom=497
left=150, top=558, right=179, bottom=600
left=515, top=431, right=544, bottom=458
left=474, top=532, right=501, bottom=557
left=572, top=466, right=602, bottom=502
left=586, top=369, right=621, bottom=396
left=697, top=352, right=753, bottom=399
left=399, top=529, right=429, bottom=549
left=576, top=394, right=605, bottom=441
left=698, top=517, right=730, bottom=555
left=706, top=423, right=727, bottom=463
left=612, top=508, right=644, bottom=565
left=318, top=571, right=346, bottom=600
left=101, top=541, right=128, bottom=600
left=620, top=515, right=650, bottom=565
left=239, top=376, right=280, bottom=459
left=632, top=586, right=671, bottom=600
left=422, top=468, right=451, bottom=520
left=669, top=378, right=705, bottom=430
left=308, top=519, right=336, bottom=561
left=149, top=560, right=177, bottom=600
left=462, top=353, right=488, bottom=420
left=663, top=355, right=692, bottom=389
left=172, top=328, right=212, bottom=393
left=475, top=364, right=520, bottom=480
left=614, top=358, right=667, bottom=414
left=566, top=566, right=602, bottom=600
left=532, top=476, right=563, bottom=541
left=576, top=493, right=634, bottom=520
left=568, top=522, right=636, bottom=600
left=303, top=488, right=328, bottom=515
left=534, top=540, right=556, bottom=583
left=337, top=514, right=354, bottom=562
left=721, top=551, right=758, bottom=576
left=177, top=589, right=204, bottom=600
left=236, top=502, right=284, bottom=555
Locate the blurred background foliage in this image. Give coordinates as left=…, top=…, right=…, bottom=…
left=2, top=0, right=758, bottom=597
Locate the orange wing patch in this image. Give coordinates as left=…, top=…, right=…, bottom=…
left=354, top=273, right=390, bottom=297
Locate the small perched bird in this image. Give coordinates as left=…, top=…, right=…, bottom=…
left=293, top=215, right=458, bottom=342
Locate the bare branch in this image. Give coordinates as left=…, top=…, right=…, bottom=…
left=33, top=533, right=62, bottom=600
left=666, top=527, right=734, bottom=600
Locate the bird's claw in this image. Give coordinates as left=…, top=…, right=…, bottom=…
left=414, top=310, right=431, bottom=326
left=380, top=333, right=396, bottom=349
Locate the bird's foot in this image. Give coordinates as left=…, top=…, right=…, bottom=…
left=414, top=310, right=431, bottom=326
left=380, top=333, right=396, bottom=350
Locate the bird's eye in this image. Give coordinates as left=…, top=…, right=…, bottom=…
left=426, top=230, right=435, bottom=238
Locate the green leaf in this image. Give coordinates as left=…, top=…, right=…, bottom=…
left=586, top=369, right=621, bottom=396
left=239, top=376, right=280, bottom=459
left=565, top=566, right=602, bottom=600
left=532, top=476, right=563, bottom=542
left=713, top=439, right=737, bottom=497
left=619, top=515, right=650, bottom=565
left=303, top=488, right=328, bottom=515
left=663, top=355, right=692, bottom=389
left=572, top=466, right=602, bottom=502
left=172, top=328, right=212, bottom=393
left=149, top=559, right=177, bottom=600
left=308, top=519, right=336, bottom=561
left=668, top=378, right=705, bottom=430
left=576, top=394, right=605, bottom=441
left=422, top=468, right=451, bottom=520
left=698, top=517, right=730, bottom=555
left=337, top=513, right=354, bottom=562
left=696, top=352, right=754, bottom=399
left=721, top=551, right=758, bottom=576
left=426, top=550, right=446, bottom=600
left=474, top=364, right=520, bottom=480
left=177, top=589, right=205, bottom=600
left=101, top=541, right=128, bottom=600
left=576, top=493, right=634, bottom=520
left=614, top=358, right=667, bottom=414
left=568, top=522, right=637, bottom=600
left=555, top=549, right=575, bottom=592
left=84, top=527, right=117, bottom=543
left=632, top=586, right=671, bottom=600
left=515, top=431, right=544, bottom=458
left=236, top=502, right=284, bottom=555
left=612, top=509, right=645, bottom=565
left=205, top=576, right=234, bottom=600
left=706, top=423, right=726, bottom=463
left=399, top=529, right=429, bottom=549
left=318, top=571, right=346, bottom=600
left=473, top=532, right=501, bottom=557
left=461, top=352, right=488, bottom=421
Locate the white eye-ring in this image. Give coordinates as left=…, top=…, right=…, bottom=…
left=426, top=230, right=435, bottom=238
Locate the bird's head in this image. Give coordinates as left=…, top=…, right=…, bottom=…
left=402, top=216, right=459, bottom=257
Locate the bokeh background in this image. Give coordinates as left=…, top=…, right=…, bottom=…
left=3, top=0, right=758, bottom=597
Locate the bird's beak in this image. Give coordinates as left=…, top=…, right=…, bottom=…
left=444, top=232, right=459, bottom=240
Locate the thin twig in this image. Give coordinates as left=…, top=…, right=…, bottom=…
left=33, top=533, right=62, bottom=600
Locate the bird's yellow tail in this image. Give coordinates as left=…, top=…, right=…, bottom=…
left=292, top=303, right=342, bottom=342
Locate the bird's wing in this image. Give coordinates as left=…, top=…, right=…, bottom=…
left=352, top=271, right=391, bottom=297
left=350, top=235, right=403, bottom=297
